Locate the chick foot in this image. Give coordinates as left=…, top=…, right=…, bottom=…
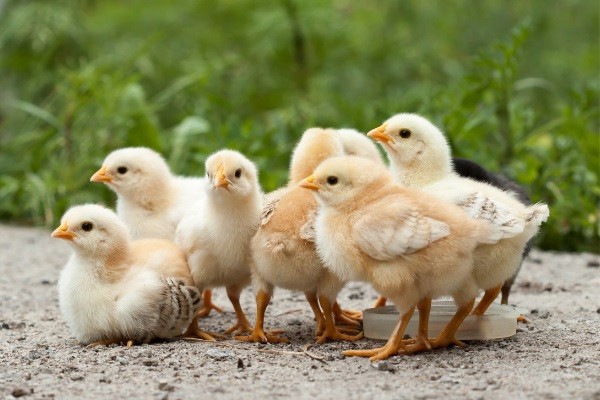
left=429, top=334, right=466, bottom=349
left=183, top=317, right=216, bottom=341
left=401, top=335, right=432, bottom=355
left=344, top=342, right=405, bottom=361
left=196, top=289, right=224, bottom=318
left=235, top=328, right=289, bottom=344
left=224, top=319, right=253, bottom=335
left=316, top=325, right=364, bottom=344
left=333, top=302, right=362, bottom=327
left=86, top=338, right=128, bottom=348
left=517, top=315, right=530, bottom=323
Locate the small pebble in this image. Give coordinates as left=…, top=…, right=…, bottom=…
left=371, top=360, right=396, bottom=373
left=11, top=386, right=31, bottom=398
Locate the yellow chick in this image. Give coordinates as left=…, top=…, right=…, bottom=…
left=54, top=204, right=210, bottom=346
left=368, top=114, right=549, bottom=324
left=299, top=156, right=500, bottom=360
left=175, top=150, right=262, bottom=335
left=90, top=147, right=222, bottom=318
left=238, top=128, right=382, bottom=344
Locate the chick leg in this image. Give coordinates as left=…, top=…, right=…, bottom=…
left=196, top=289, right=224, bottom=318
left=402, top=296, right=432, bottom=354
left=430, top=299, right=475, bottom=349
left=224, top=285, right=253, bottom=335
left=305, top=292, right=326, bottom=336
left=332, top=301, right=362, bottom=327
left=344, top=307, right=414, bottom=361
left=472, top=284, right=502, bottom=316
left=316, top=296, right=364, bottom=344
left=373, top=296, right=388, bottom=308
left=235, top=290, right=289, bottom=343
left=183, top=317, right=216, bottom=341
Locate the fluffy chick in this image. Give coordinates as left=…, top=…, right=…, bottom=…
left=175, top=150, right=262, bottom=335
left=453, top=157, right=533, bottom=306
left=239, top=128, right=374, bottom=344
left=300, top=156, right=498, bottom=360
left=90, top=147, right=222, bottom=317
left=368, top=114, right=549, bottom=318
left=54, top=204, right=206, bottom=346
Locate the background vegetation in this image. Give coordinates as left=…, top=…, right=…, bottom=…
left=0, top=0, right=598, bottom=252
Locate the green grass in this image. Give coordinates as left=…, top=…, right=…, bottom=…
left=0, top=0, right=598, bottom=252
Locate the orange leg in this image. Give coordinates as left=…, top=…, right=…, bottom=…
left=235, top=290, right=289, bottom=343
left=305, top=292, right=326, bottom=336
left=403, top=296, right=432, bottom=354
left=316, top=296, right=363, bottom=344
left=332, top=301, right=362, bottom=327
left=196, top=289, right=224, bottom=318
left=373, top=296, right=387, bottom=308
left=430, top=299, right=475, bottom=349
left=224, top=285, right=253, bottom=335
left=344, top=306, right=414, bottom=361
left=472, top=285, right=502, bottom=316
left=183, top=317, right=216, bottom=341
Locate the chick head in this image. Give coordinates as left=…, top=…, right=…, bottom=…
left=205, top=149, right=258, bottom=199
left=91, top=147, right=172, bottom=197
left=367, top=113, right=451, bottom=167
left=299, top=156, right=392, bottom=208
left=335, top=128, right=385, bottom=166
left=51, top=204, right=129, bottom=257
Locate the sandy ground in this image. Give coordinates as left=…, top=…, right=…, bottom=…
left=0, top=224, right=599, bottom=400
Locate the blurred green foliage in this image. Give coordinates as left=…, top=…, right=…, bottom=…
left=0, top=0, right=598, bottom=252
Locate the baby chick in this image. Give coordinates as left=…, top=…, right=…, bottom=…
left=453, top=158, right=533, bottom=307
left=239, top=128, right=378, bottom=344
left=368, top=114, right=549, bottom=321
left=90, top=147, right=222, bottom=317
left=54, top=204, right=207, bottom=346
left=300, top=156, right=499, bottom=360
left=175, top=150, right=262, bottom=335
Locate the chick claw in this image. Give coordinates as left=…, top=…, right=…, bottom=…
left=86, top=338, right=128, bottom=348
left=225, top=320, right=254, bottom=336
left=344, top=342, right=405, bottom=361
left=400, top=335, right=432, bottom=355
left=235, top=328, right=289, bottom=344
left=316, top=326, right=364, bottom=344
left=429, top=335, right=466, bottom=350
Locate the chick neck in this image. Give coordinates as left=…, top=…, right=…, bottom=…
left=289, top=129, right=343, bottom=185
left=118, top=174, right=176, bottom=213
left=72, top=239, right=132, bottom=284
left=390, top=148, right=452, bottom=188
left=206, top=184, right=262, bottom=222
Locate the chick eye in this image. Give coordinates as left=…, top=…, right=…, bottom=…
left=399, top=129, right=411, bottom=139
left=117, top=166, right=128, bottom=174
left=327, top=176, right=338, bottom=185
left=81, top=222, right=93, bottom=232
left=234, top=169, right=242, bottom=179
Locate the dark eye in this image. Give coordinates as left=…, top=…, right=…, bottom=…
left=327, top=176, right=338, bottom=185
left=81, top=222, right=93, bottom=232
left=117, top=166, right=128, bottom=174
left=399, top=129, right=411, bottom=139
left=234, top=169, right=242, bottom=179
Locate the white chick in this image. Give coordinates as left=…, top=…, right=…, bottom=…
left=90, top=147, right=222, bottom=317
left=175, top=150, right=262, bottom=335
left=54, top=204, right=207, bottom=346
left=239, top=128, right=382, bottom=345
left=368, top=114, right=549, bottom=321
left=300, top=156, right=499, bottom=360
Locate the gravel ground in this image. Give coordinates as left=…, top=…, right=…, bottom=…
left=1, top=224, right=599, bottom=400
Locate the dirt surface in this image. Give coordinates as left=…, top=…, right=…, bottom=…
left=1, top=224, right=599, bottom=400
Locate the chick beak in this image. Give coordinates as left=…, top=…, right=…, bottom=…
left=51, top=223, right=76, bottom=241
left=299, top=175, right=321, bottom=191
left=214, top=165, right=229, bottom=188
left=90, top=166, right=113, bottom=183
left=367, top=125, right=394, bottom=144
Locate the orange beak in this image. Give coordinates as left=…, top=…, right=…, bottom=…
left=367, top=124, right=394, bottom=144
left=214, top=164, right=229, bottom=188
left=90, top=166, right=113, bottom=183
left=51, top=223, right=76, bottom=241
left=299, top=175, right=321, bottom=191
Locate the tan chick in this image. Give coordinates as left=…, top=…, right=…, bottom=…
left=238, top=127, right=382, bottom=344
left=368, top=114, right=549, bottom=322
left=90, top=147, right=222, bottom=318
left=299, top=156, right=500, bottom=360
left=175, top=150, right=262, bottom=335
left=54, top=204, right=209, bottom=346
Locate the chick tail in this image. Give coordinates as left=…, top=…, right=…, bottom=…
left=525, top=203, right=550, bottom=226
left=157, top=277, right=202, bottom=338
